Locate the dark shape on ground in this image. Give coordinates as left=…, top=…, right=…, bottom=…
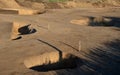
left=12, top=36, right=22, bottom=40
left=104, top=17, right=120, bottom=27
left=87, top=16, right=120, bottom=27
left=55, top=39, right=120, bottom=75
left=18, top=24, right=37, bottom=35
left=82, top=39, right=120, bottom=75
left=29, top=39, right=83, bottom=72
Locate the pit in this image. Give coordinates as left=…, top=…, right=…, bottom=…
left=24, top=52, right=82, bottom=71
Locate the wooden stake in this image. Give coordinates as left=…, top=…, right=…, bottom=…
left=79, top=41, right=81, bottom=51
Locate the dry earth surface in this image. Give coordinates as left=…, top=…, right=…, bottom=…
left=0, top=0, right=120, bottom=75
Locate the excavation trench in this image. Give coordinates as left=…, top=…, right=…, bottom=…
left=0, top=8, right=45, bottom=15
left=24, top=52, right=81, bottom=71
left=70, top=16, right=120, bottom=27
left=0, top=21, right=36, bottom=40
left=11, top=22, right=36, bottom=40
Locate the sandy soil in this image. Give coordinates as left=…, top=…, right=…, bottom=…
left=0, top=7, right=120, bottom=75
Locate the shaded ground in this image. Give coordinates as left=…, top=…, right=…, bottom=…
left=0, top=7, right=120, bottom=75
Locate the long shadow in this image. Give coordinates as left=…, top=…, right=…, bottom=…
left=105, top=17, right=120, bottom=27
left=82, top=39, right=120, bottom=75
left=87, top=16, right=120, bottom=28
left=55, top=39, right=120, bottom=75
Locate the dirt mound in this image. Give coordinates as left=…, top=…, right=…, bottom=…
left=0, top=0, right=22, bottom=9
left=18, top=9, right=45, bottom=15
left=15, top=0, right=45, bottom=10
left=44, top=1, right=90, bottom=9
left=0, top=0, right=45, bottom=14
left=70, top=17, right=91, bottom=25
left=0, top=8, right=44, bottom=15
left=74, top=0, right=120, bottom=7
left=1, top=0, right=120, bottom=9
left=0, top=0, right=119, bottom=10
left=63, top=0, right=120, bottom=8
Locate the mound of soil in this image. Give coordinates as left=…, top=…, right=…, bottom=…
left=70, top=17, right=90, bottom=26
left=0, top=0, right=22, bottom=9
left=0, top=0, right=45, bottom=14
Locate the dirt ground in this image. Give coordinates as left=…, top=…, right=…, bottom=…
left=0, top=6, right=120, bottom=75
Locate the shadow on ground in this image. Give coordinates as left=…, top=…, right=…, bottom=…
left=55, top=39, right=120, bottom=75
left=30, top=56, right=81, bottom=72
left=29, top=39, right=83, bottom=72
left=88, top=16, right=120, bottom=27
left=27, top=39, right=120, bottom=75
left=83, top=39, right=120, bottom=75
left=18, top=24, right=37, bottom=35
